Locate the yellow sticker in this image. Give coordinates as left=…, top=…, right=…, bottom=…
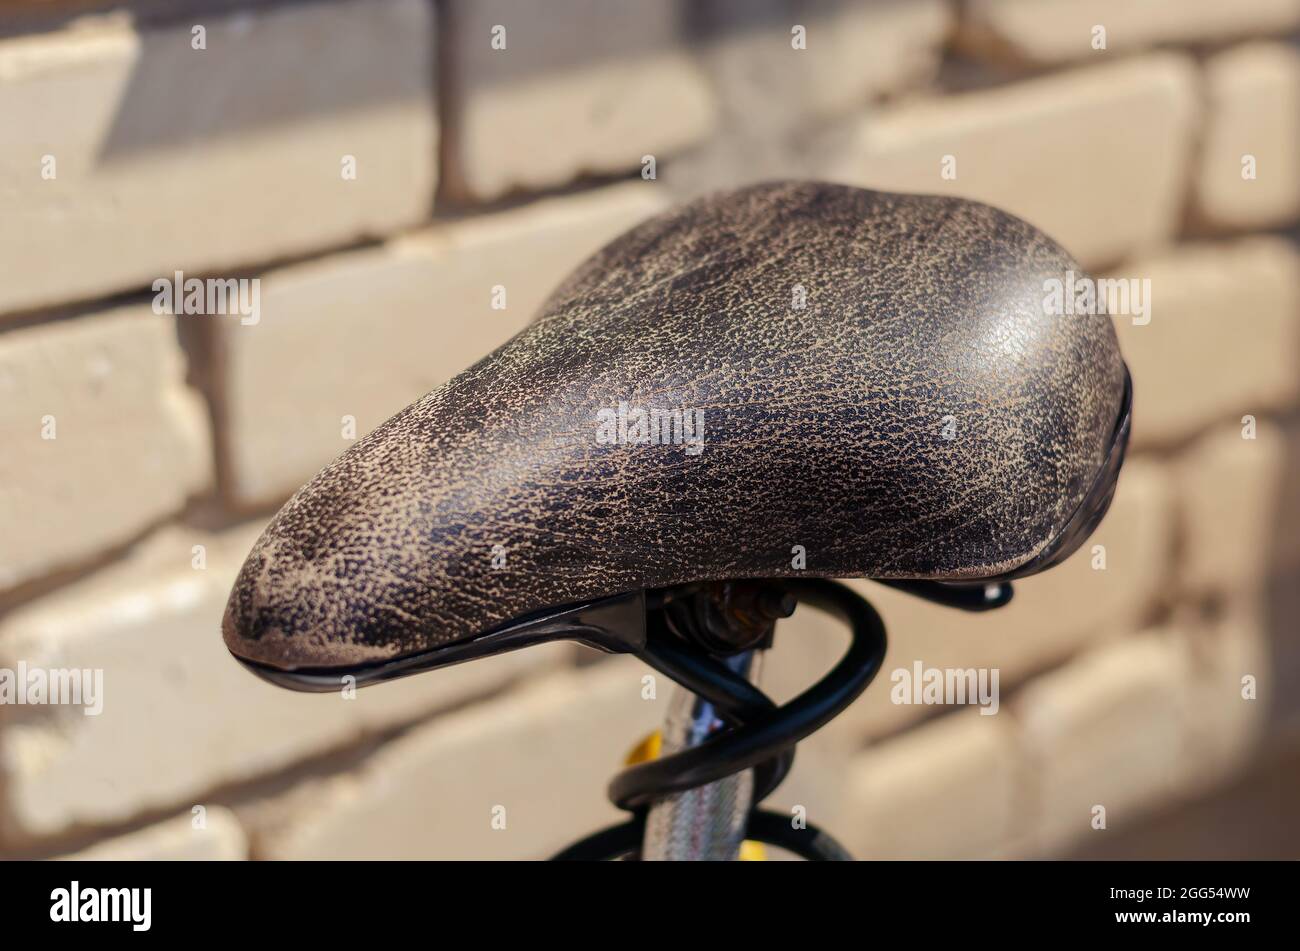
left=624, top=730, right=662, bottom=765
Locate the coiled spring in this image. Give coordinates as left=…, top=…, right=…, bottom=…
left=552, top=578, right=889, bottom=861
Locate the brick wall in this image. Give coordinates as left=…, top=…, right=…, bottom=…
left=1, top=0, right=1297, bottom=860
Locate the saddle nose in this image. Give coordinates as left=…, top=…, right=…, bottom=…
left=220, top=404, right=456, bottom=672
left=220, top=499, right=413, bottom=672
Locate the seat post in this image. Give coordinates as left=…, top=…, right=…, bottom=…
left=641, top=650, right=762, bottom=861
left=551, top=579, right=903, bottom=862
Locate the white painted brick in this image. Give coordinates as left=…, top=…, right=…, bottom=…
left=830, top=54, right=1199, bottom=269
left=0, top=0, right=436, bottom=316
left=700, top=0, right=950, bottom=123
left=1196, top=43, right=1300, bottom=231
left=961, top=0, right=1300, bottom=67
left=59, top=806, right=247, bottom=861
left=0, top=522, right=564, bottom=842
left=212, top=182, right=667, bottom=508
left=256, top=658, right=668, bottom=860
left=441, top=0, right=714, bottom=201
left=669, top=0, right=951, bottom=193
left=0, top=309, right=211, bottom=591
left=795, top=0, right=951, bottom=116
left=1181, top=604, right=1269, bottom=791
left=1011, top=629, right=1192, bottom=855
left=1112, top=239, right=1300, bottom=448
left=1175, top=420, right=1294, bottom=595
left=840, top=708, right=1021, bottom=859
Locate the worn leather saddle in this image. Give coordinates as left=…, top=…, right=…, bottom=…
left=223, top=181, right=1130, bottom=685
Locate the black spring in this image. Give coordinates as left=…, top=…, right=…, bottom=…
left=551, top=578, right=888, bottom=861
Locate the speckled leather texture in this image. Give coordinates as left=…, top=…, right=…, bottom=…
left=223, top=181, right=1127, bottom=670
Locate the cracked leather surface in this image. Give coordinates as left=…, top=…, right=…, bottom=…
left=223, top=181, right=1127, bottom=670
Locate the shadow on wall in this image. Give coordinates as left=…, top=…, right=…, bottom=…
left=96, top=0, right=433, bottom=162
left=10, top=0, right=665, bottom=161
left=14, top=0, right=943, bottom=211
left=1068, top=739, right=1300, bottom=860
left=1265, top=413, right=1300, bottom=732
left=1259, top=222, right=1300, bottom=739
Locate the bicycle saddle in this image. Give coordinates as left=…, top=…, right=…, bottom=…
left=224, top=181, right=1130, bottom=681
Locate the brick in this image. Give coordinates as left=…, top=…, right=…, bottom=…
left=211, top=182, right=667, bottom=509
left=794, top=0, right=950, bottom=115
left=0, top=0, right=435, bottom=316
left=668, top=1, right=951, bottom=195
left=440, top=0, right=714, bottom=202
left=960, top=0, right=1300, bottom=67
left=1011, top=629, right=1192, bottom=855
left=700, top=0, right=950, bottom=123
left=839, top=709, right=1021, bottom=859
left=1181, top=605, right=1269, bottom=790
left=0, top=523, right=563, bottom=842
left=829, top=54, right=1198, bottom=269
left=255, top=658, right=668, bottom=859
left=1112, top=239, right=1300, bottom=448
left=59, top=806, right=247, bottom=861
left=764, top=457, right=1172, bottom=746
left=1261, top=574, right=1300, bottom=729
left=0, top=309, right=211, bottom=592
left=1175, top=420, right=1295, bottom=595
left=1195, top=43, right=1300, bottom=231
